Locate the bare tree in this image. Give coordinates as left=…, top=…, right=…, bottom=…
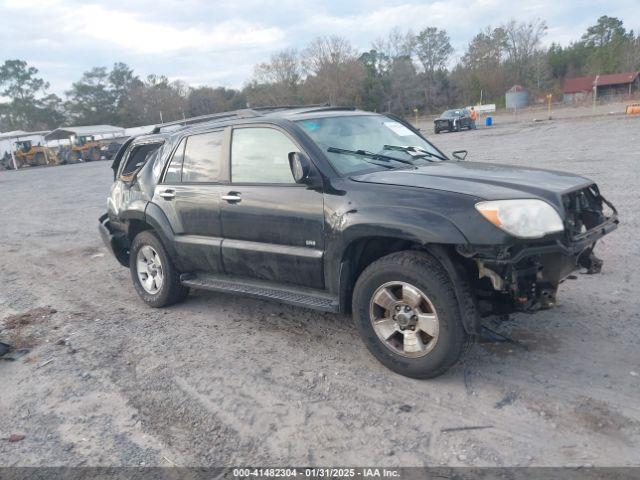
left=302, top=36, right=365, bottom=105
left=503, top=19, right=547, bottom=83
left=125, top=75, right=188, bottom=125
left=248, top=48, right=304, bottom=106
left=254, top=48, right=303, bottom=88
left=373, top=27, right=416, bottom=60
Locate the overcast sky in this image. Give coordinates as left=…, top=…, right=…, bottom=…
left=1, top=0, right=638, bottom=95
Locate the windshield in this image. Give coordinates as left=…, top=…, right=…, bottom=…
left=442, top=109, right=464, bottom=118
left=296, top=114, right=446, bottom=175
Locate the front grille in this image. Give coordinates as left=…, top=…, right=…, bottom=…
left=562, top=185, right=609, bottom=238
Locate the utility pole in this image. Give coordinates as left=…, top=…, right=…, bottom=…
left=547, top=94, right=553, bottom=120
left=593, top=75, right=599, bottom=111
left=10, top=142, right=18, bottom=170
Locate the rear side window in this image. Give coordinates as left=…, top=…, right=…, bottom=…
left=181, top=131, right=224, bottom=183
left=163, top=138, right=185, bottom=183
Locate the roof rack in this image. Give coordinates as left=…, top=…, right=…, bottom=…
left=250, top=103, right=330, bottom=111
left=150, top=104, right=356, bottom=134
left=151, top=110, right=257, bottom=134
left=297, top=106, right=356, bottom=114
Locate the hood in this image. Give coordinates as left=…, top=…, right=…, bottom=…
left=435, top=117, right=454, bottom=122
left=351, top=160, right=593, bottom=206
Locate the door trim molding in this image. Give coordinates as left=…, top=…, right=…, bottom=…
left=222, top=238, right=323, bottom=259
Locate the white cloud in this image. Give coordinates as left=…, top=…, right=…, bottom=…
left=1, top=0, right=639, bottom=94
left=3, top=1, right=284, bottom=55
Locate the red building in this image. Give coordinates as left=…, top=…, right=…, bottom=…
left=563, top=71, right=639, bottom=103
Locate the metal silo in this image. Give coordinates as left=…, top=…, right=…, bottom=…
left=505, top=85, right=529, bottom=109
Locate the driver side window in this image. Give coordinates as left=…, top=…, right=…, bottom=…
left=231, top=128, right=299, bottom=184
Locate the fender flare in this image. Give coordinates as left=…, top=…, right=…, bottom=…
left=329, top=206, right=469, bottom=267
left=328, top=206, right=470, bottom=308
left=143, top=202, right=180, bottom=264
left=424, top=244, right=481, bottom=335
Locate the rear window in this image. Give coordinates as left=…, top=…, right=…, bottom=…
left=120, top=143, right=162, bottom=179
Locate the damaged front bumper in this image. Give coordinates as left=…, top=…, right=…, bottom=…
left=98, top=213, right=130, bottom=267
left=458, top=213, right=619, bottom=315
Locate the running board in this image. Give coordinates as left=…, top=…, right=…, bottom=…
left=180, top=273, right=340, bottom=313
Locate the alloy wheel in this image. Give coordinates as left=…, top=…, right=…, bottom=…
left=369, top=281, right=439, bottom=358
left=136, top=245, right=164, bottom=294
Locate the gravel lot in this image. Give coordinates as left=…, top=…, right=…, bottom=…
left=1, top=113, right=639, bottom=467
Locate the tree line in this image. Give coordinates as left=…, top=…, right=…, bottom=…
left=1, top=15, right=638, bottom=132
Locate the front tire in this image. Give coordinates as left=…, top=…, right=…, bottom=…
left=352, top=251, right=467, bottom=379
left=130, top=231, right=189, bottom=307
left=87, top=147, right=100, bottom=162
left=32, top=152, right=46, bottom=166
left=70, top=151, right=82, bottom=163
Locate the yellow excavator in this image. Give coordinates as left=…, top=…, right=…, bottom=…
left=69, top=135, right=102, bottom=162
left=13, top=140, right=59, bottom=168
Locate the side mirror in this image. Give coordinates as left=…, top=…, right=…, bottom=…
left=289, top=152, right=311, bottom=183
left=452, top=150, right=468, bottom=161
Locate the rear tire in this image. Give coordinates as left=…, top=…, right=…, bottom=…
left=130, top=231, right=189, bottom=307
left=352, top=251, right=467, bottom=379
left=32, top=152, right=45, bottom=166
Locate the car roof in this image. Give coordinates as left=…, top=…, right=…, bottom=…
left=157, top=106, right=376, bottom=132
left=126, top=106, right=387, bottom=145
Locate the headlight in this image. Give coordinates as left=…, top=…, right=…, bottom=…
left=475, top=199, right=564, bottom=239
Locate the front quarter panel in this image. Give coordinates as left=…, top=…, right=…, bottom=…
left=323, top=179, right=479, bottom=293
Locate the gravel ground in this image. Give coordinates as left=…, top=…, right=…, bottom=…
left=1, top=113, right=639, bottom=467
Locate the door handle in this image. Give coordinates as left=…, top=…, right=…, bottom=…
left=159, top=189, right=175, bottom=199
left=222, top=193, right=242, bottom=203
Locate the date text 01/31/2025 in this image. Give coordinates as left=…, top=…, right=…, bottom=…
left=232, top=468, right=400, bottom=478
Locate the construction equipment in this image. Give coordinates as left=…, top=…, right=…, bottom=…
left=13, top=140, right=59, bottom=168
left=69, top=135, right=102, bottom=162
left=1, top=151, right=13, bottom=170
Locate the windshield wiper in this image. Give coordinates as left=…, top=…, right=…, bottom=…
left=327, top=147, right=416, bottom=166
left=383, top=145, right=447, bottom=162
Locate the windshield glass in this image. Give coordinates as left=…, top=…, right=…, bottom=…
left=296, top=114, right=446, bottom=175
left=442, top=109, right=464, bottom=118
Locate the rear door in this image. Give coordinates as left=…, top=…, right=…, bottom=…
left=220, top=125, right=325, bottom=289
left=153, top=128, right=228, bottom=272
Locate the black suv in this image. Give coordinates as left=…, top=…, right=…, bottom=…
left=99, top=106, right=618, bottom=378
left=434, top=108, right=473, bottom=133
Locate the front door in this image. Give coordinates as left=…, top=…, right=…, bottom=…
left=220, top=126, right=325, bottom=289
left=154, top=129, right=227, bottom=272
